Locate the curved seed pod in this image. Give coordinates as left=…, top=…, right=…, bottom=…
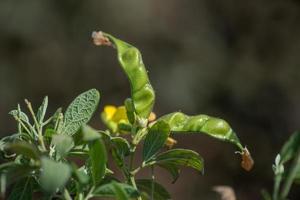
left=157, top=112, right=243, bottom=151
left=158, top=112, right=254, bottom=171
left=92, top=31, right=155, bottom=121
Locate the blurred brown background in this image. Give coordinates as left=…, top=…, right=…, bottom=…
left=1, top=0, right=300, bottom=199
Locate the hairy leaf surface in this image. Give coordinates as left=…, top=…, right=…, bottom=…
left=61, top=89, right=100, bottom=135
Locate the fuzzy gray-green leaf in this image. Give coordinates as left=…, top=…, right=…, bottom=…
left=36, top=96, right=48, bottom=124
left=40, top=157, right=71, bottom=193
left=51, top=134, right=74, bottom=157
left=61, top=89, right=100, bottom=135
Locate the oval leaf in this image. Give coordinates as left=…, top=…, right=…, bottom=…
left=61, top=89, right=100, bottom=135
left=40, top=157, right=71, bottom=193
left=51, top=134, right=74, bottom=157
left=89, top=137, right=107, bottom=185
left=111, top=137, right=131, bottom=167
left=143, top=121, right=170, bottom=162
left=146, top=148, right=204, bottom=173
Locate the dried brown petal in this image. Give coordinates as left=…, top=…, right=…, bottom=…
left=241, top=147, right=254, bottom=171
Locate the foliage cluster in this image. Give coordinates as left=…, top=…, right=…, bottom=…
left=4, top=31, right=292, bottom=200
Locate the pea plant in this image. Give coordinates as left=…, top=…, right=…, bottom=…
left=0, top=31, right=253, bottom=200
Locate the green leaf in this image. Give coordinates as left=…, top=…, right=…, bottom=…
left=51, top=134, right=74, bottom=157
left=94, top=32, right=155, bottom=120
left=61, top=89, right=100, bottom=135
left=40, top=157, right=71, bottom=193
left=81, top=125, right=101, bottom=142
left=5, top=142, right=40, bottom=160
left=280, top=131, right=300, bottom=164
left=111, top=137, right=130, bottom=167
left=89, top=138, right=107, bottom=185
left=146, top=149, right=204, bottom=173
left=93, top=182, right=138, bottom=199
left=36, top=96, right=48, bottom=124
left=143, top=121, right=170, bottom=162
left=7, top=177, right=33, bottom=200
left=136, top=179, right=171, bottom=200
left=158, top=112, right=243, bottom=150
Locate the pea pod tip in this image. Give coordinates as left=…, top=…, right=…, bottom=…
left=92, top=31, right=112, bottom=46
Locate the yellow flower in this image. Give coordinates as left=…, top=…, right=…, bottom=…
left=104, top=105, right=117, bottom=120
left=103, top=105, right=128, bottom=123
left=102, top=105, right=129, bottom=133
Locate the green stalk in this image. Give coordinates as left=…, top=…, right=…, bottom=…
left=63, top=188, right=72, bottom=200
left=272, top=173, right=282, bottom=200
left=280, top=150, right=300, bottom=199
left=151, top=166, right=155, bottom=200
left=84, top=186, right=95, bottom=200
left=25, top=99, right=47, bottom=151
left=129, top=175, right=142, bottom=200
left=128, top=149, right=142, bottom=200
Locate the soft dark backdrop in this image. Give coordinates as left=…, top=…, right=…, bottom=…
left=1, top=0, right=300, bottom=199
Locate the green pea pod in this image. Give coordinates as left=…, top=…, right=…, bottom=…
left=157, top=112, right=243, bottom=151
left=93, top=31, right=155, bottom=121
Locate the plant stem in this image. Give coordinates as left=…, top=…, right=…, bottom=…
left=25, top=99, right=39, bottom=130
left=128, top=150, right=142, bottom=200
left=84, top=186, right=95, bottom=200
left=272, top=173, right=282, bottom=200
left=25, top=99, right=47, bottom=151
left=280, top=150, right=300, bottom=199
left=63, top=188, right=72, bottom=200
left=151, top=166, right=155, bottom=200
left=38, top=134, right=47, bottom=152
left=129, top=175, right=142, bottom=200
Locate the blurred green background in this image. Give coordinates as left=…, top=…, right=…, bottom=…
left=1, top=0, right=300, bottom=199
